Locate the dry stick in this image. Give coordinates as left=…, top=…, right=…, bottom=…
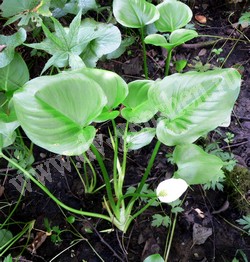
left=220, top=140, right=248, bottom=150
left=88, top=223, right=124, bottom=262
left=182, top=36, right=247, bottom=49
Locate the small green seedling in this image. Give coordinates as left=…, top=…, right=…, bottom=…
left=44, top=218, right=63, bottom=244
left=212, top=48, right=223, bottom=55
left=236, top=215, right=250, bottom=235
left=151, top=214, right=171, bottom=228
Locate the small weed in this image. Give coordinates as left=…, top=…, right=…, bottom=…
left=236, top=215, right=250, bottom=235
left=151, top=214, right=171, bottom=228
left=44, top=218, right=63, bottom=244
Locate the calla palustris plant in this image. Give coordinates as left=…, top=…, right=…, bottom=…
left=2, top=63, right=242, bottom=233
left=12, top=68, right=127, bottom=156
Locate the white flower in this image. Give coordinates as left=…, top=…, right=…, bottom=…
left=156, top=178, right=188, bottom=203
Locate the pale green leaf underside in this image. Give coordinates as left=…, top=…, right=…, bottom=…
left=173, top=144, right=224, bottom=185
left=13, top=70, right=107, bottom=155
left=127, top=128, right=156, bottom=150
left=80, top=18, right=121, bottom=67
left=155, top=0, right=193, bottom=32
left=113, top=0, right=159, bottom=28
left=148, top=69, right=241, bottom=145
left=121, top=80, right=157, bottom=123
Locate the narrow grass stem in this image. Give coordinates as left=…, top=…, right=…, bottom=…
left=119, top=121, right=129, bottom=196
left=70, top=156, right=87, bottom=192
left=90, top=145, right=117, bottom=216
left=165, top=213, right=178, bottom=262
left=111, top=120, right=118, bottom=198
left=0, top=180, right=26, bottom=229
left=128, top=140, right=161, bottom=206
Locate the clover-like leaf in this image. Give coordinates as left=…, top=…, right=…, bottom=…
left=148, top=69, right=241, bottom=146
left=173, top=144, right=225, bottom=185
left=0, top=28, right=27, bottom=68
left=13, top=70, right=107, bottom=155
left=113, top=0, right=159, bottom=28
left=121, top=80, right=157, bottom=123
left=155, top=0, right=193, bottom=32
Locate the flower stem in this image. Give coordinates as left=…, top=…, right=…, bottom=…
left=165, top=49, right=173, bottom=76
left=140, top=27, right=148, bottom=79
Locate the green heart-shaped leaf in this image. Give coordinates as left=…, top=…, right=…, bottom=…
left=173, top=144, right=224, bottom=185
left=148, top=69, right=241, bottom=145
left=13, top=70, right=107, bottom=155
left=113, top=0, right=159, bottom=28
left=122, top=80, right=157, bottom=123
left=155, top=0, right=192, bottom=32
left=0, top=52, right=29, bottom=93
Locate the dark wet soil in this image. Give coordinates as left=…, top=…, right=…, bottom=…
left=1, top=0, right=250, bottom=261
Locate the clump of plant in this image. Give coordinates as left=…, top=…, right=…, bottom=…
left=0, top=0, right=244, bottom=260
left=225, top=165, right=250, bottom=214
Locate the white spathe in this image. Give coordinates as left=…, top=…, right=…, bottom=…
left=156, top=178, right=188, bottom=203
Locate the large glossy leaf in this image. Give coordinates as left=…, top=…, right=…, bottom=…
left=77, top=68, right=128, bottom=122
left=13, top=70, right=107, bottom=155
left=113, top=0, right=159, bottom=28
left=155, top=0, right=193, bottom=32
left=0, top=53, right=29, bottom=93
left=79, top=19, right=121, bottom=67
left=121, top=80, right=157, bottom=123
left=0, top=28, right=26, bottom=68
left=173, top=144, right=225, bottom=185
left=145, top=29, right=198, bottom=51
left=148, top=69, right=241, bottom=146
